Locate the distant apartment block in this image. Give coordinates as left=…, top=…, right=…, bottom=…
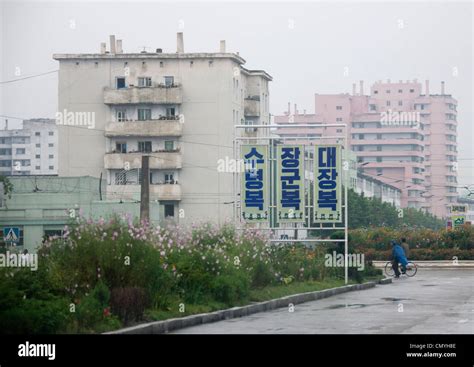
left=0, top=119, right=58, bottom=176
left=53, top=33, right=271, bottom=223
left=275, top=80, right=458, bottom=218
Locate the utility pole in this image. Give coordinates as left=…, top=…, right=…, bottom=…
left=140, top=155, right=150, bottom=223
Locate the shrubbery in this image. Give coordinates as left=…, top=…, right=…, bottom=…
left=0, top=216, right=380, bottom=334
left=347, top=225, right=474, bottom=260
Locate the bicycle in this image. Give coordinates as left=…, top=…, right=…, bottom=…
left=384, top=261, right=418, bottom=277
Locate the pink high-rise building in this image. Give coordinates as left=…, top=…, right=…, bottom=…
left=275, top=80, right=458, bottom=218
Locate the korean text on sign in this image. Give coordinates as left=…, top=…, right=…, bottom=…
left=241, top=145, right=268, bottom=221
left=277, top=145, right=304, bottom=222
left=314, top=145, right=342, bottom=223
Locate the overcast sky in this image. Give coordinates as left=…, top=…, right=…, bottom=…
left=0, top=0, right=472, bottom=189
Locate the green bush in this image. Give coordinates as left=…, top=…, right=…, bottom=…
left=211, top=272, right=250, bottom=305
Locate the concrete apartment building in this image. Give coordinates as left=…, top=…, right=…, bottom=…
left=0, top=119, right=58, bottom=176
left=275, top=80, right=458, bottom=218
left=53, top=33, right=271, bottom=224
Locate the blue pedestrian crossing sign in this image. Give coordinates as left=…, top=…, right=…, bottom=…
left=3, top=227, right=20, bottom=244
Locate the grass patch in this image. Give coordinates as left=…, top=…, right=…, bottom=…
left=139, top=276, right=384, bottom=326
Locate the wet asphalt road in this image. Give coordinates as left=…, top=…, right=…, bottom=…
left=173, top=269, right=474, bottom=334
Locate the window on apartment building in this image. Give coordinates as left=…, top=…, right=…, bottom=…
left=115, top=171, right=126, bottom=185
left=336, top=129, right=343, bottom=133
left=374, top=90, right=378, bottom=94
left=376, top=167, right=383, bottom=174
left=166, top=107, right=176, bottom=118
left=138, top=141, right=152, bottom=153
left=376, top=146, right=382, bottom=151
left=358, top=134, right=364, bottom=139
left=16, top=148, right=26, bottom=155
left=48, top=131, right=54, bottom=136
left=160, top=61, right=164, bottom=68
left=164, top=76, right=174, bottom=87
left=336, top=118, right=342, bottom=122
left=386, top=101, right=391, bottom=106
left=0, top=148, right=11, bottom=155
left=116, top=77, right=126, bottom=89
left=398, top=89, right=403, bottom=93
left=376, top=134, right=382, bottom=139
left=36, top=143, right=41, bottom=148
left=164, top=141, right=174, bottom=151
left=376, top=157, right=382, bottom=163
left=48, top=143, right=54, bottom=147
left=13, top=137, right=29, bottom=144
left=138, top=77, right=152, bottom=87
left=116, top=109, right=127, bottom=122
left=164, top=204, right=175, bottom=217
left=35, top=154, right=40, bottom=159
left=49, top=154, right=54, bottom=159
left=336, top=106, right=342, bottom=110
left=164, top=173, right=175, bottom=184
left=35, top=132, right=41, bottom=136
left=137, top=109, right=152, bottom=121
left=369, top=104, right=376, bottom=111
left=115, top=142, right=127, bottom=153
left=35, top=166, right=40, bottom=170
left=49, top=165, right=54, bottom=170
left=0, top=160, right=12, bottom=167
left=398, top=101, right=403, bottom=106
left=386, top=90, right=391, bottom=94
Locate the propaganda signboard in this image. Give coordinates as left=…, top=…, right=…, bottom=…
left=241, top=145, right=269, bottom=222
left=276, top=145, right=305, bottom=222
left=313, top=145, right=342, bottom=223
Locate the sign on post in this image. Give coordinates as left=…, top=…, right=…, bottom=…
left=276, top=145, right=304, bottom=222
left=452, top=215, right=465, bottom=228
left=3, top=227, right=20, bottom=244
left=241, top=145, right=269, bottom=222
left=314, top=145, right=342, bottom=223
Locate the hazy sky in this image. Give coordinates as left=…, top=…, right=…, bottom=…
left=0, top=0, right=473, bottom=189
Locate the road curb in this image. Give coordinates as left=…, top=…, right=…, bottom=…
left=105, top=278, right=392, bottom=334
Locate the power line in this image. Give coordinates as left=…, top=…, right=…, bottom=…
left=0, top=70, right=58, bottom=85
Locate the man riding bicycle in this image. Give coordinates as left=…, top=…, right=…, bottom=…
left=391, top=240, right=408, bottom=279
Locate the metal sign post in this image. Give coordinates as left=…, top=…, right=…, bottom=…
left=233, top=123, right=350, bottom=284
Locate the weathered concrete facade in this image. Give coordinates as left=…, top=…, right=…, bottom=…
left=53, top=33, right=272, bottom=224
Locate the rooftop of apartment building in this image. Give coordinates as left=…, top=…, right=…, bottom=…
left=53, top=33, right=272, bottom=81
left=1, top=118, right=56, bottom=132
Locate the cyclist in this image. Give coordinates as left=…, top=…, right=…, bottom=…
left=391, top=240, right=408, bottom=278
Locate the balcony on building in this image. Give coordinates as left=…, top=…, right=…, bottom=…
left=104, top=84, right=183, bottom=105
left=105, top=117, right=183, bottom=137
left=244, top=95, right=260, bottom=117
left=106, top=183, right=182, bottom=201
left=104, top=150, right=182, bottom=170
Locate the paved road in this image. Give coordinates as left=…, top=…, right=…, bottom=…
left=173, top=269, right=474, bottom=334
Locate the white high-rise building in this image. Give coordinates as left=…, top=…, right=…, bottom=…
left=0, top=119, right=58, bottom=176
left=53, top=33, right=272, bottom=223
